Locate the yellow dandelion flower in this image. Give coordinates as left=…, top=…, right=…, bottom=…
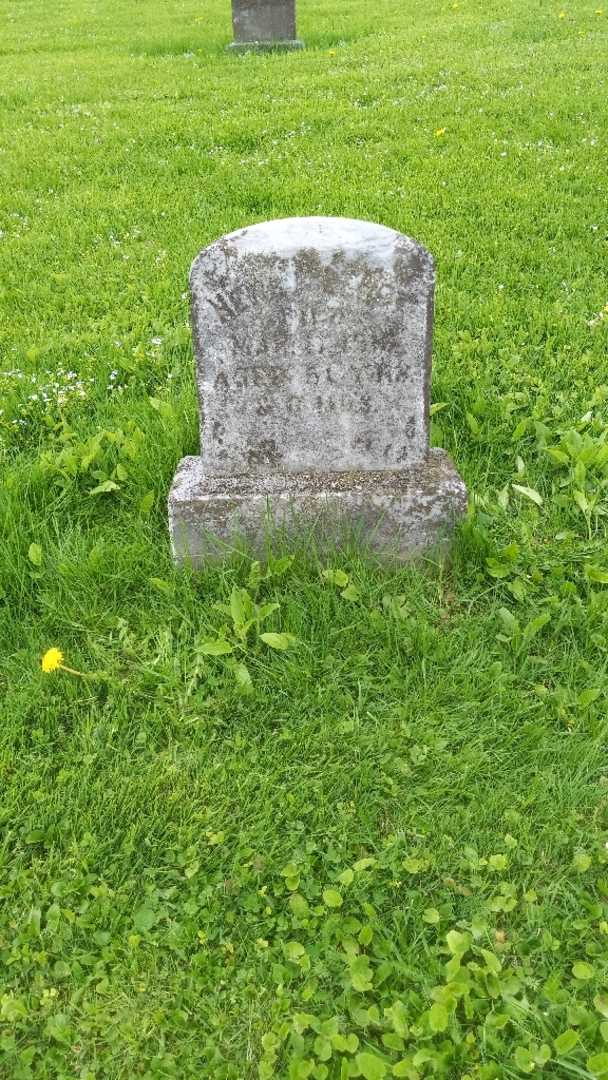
left=435, top=127, right=446, bottom=137
left=559, top=10, right=567, bottom=17
left=41, top=647, right=64, bottom=673
left=328, top=48, right=336, bottom=56
left=596, top=7, right=604, bottom=13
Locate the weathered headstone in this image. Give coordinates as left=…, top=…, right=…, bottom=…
left=228, top=0, right=304, bottom=51
left=169, top=216, right=467, bottom=565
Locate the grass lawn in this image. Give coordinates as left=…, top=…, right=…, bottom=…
left=2, top=0, right=608, bottom=1076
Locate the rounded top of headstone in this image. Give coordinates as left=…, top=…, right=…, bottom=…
left=191, top=216, right=433, bottom=277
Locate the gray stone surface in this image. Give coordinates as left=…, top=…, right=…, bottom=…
left=169, top=450, right=467, bottom=564
left=169, top=216, right=467, bottom=565
left=229, top=0, right=303, bottom=50
left=191, top=218, right=433, bottom=475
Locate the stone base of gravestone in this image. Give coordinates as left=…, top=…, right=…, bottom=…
left=168, top=216, right=467, bottom=566
left=227, top=39, right=304, bottom=52
left=228, top=0, right=304, bottom=51
left=169, top=451, right=467, bottom=564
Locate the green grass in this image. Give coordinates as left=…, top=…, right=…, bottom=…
left=2, top=0, right=608, bottom=1076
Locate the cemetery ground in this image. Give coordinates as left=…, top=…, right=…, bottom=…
left=1, top=0, right=608, bottom=1076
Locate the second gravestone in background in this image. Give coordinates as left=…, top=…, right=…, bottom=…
left=169, top=217, right=467, bottom=565
left=229, top=0, right=304, bottom=51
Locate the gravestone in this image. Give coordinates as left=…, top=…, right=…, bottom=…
left=169, top=217, right=467, bottom=565
left=228, top=0, right=304, bottom=51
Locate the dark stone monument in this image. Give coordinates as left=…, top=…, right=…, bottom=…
left=229, top=0, right=304, bottom=51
